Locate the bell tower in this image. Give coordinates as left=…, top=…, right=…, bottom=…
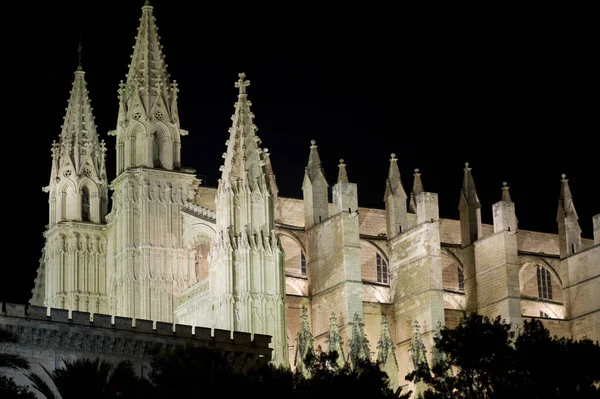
left=31, top=57, right=109, bottom=315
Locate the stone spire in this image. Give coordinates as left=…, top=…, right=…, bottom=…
left=348, top=313, right=370, bottom=368
left=218, top=73, right=270, bottom=201
left=376, top=316, right=398, bottom=388
left=384, top=153, right=408, bottom=238
left=325, top=312, right=346, bottom=368
left=337, top=159, right=349, bottom=183
left=111, top=1, right=186, bottom=173
left=45, top=65, right=108, bottom=225
left=493, top=181, right=518, bottom=233
left=459, top=162, right=482, bottom=246
left=409, top=168, right=424, bottom=213
left=294, top=306, right=315, bottom=377
left=557, top=174, right=581, bottom=258
left=302, top=140, right=329, bottom=228
left=210, top=73, right=287, bottom=366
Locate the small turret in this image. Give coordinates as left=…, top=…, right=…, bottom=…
left=557, top=174, right=581, bottom=258
left=459, top=162, right=482, bottom=246
left=493, top=182, right=518, bottom=233
left=332, top=159, right=358, bottom=215
left=302, top=140, right=329, bottom=228
left=384, top=153, right=408, bottom=239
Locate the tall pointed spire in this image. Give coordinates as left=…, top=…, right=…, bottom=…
left=337, top=159, right=349, bottom=183
left=557, top=174, right=581, bottom=257
left=409, top=168, right=424, bottom=213
left=125, top=1, right=170, bottom=108
left=384, top=153, right=408, bottom=238
left=219, top=73, right=269, bottom=196
left=459, top=162, right=482, bottom=246
left=111, top=1, right=185, bottom=173
left=493, top=181, right=518, bottom=233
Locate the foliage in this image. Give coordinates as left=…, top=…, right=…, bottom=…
left=1, top=326, right=36, bottom=397
left=149, top=343, right=409, bottom=399
left=0, top=327, right=30, bottom=371
left=0, top=375, right=37, bottom=398
left=406, top=313, right=600, bottom=399
left=27, top=357, right=153, bottom=399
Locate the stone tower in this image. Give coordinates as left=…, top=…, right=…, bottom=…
left=107, top=1, right=199, bottom=322
left=208, top=73, right=288, bottom=366
left=31, top=62, right=109, bottom=314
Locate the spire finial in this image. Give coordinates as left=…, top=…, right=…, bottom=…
left=235, top=72, right=250, bottom=95
left=464, top=162, right=470, bottom=170
left=143, top=0, right=152, bottom=7
left=561, top=173, right=567, bottom=181
left=310, top=139, right=317, bottom=148
left=390, top=153, right=397, bottom=161
left=77, top=42, right=83, bottom=71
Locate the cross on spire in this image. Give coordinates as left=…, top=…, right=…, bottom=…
left=235, top=72, right=250, bottom=95
left=77, top=42, right=83, bottom=70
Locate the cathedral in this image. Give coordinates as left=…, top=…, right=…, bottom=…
left=26, top=0, right=599, bottom=387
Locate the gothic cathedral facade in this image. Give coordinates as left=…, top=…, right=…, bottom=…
left=30, top=1, right=599, bottom=383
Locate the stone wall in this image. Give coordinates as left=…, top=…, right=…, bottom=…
left=1, top=302, right=271, bottom=395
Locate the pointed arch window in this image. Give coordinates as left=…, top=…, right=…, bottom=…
left=301, top=252, right=307, bottom=275
left=376, top=253, right=388, bottom=284
left=537, top=265, right=552, bottom=300
left=81, top=186, right=90, bottom=222
left=458, top=266, right=464, bottom=291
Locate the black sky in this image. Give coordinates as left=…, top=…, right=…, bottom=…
left=2, top=1, right=597, bottom=304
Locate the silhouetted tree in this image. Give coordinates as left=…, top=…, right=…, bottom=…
left=27, top=357, right=152, bottom=399
left=0, top=326, right=36, bottom=398
left=406, top=313, right=600, bottom=399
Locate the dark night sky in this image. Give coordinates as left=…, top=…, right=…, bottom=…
left=2, top=1, right=597, bottom=304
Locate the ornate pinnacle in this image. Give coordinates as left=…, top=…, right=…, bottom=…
left=337, top=159, right=349, bottom=183
left=235, top=72, right=250, bottom=95
left=501, top=181, right=512, bottom=202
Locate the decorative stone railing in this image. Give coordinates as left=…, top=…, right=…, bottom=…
left=182, top=203, right=216, bottom=223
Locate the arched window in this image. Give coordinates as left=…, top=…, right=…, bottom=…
left=536, top=265, right=552, bottom=299
left=376, top=253, right=388, bottom=284
left=81, top=186, right=90, bottom=222
left=153, top=132, right=161, bottom=167
left=458, top=266, right=464, bottom=291
left=301, top=252, right=307, bottom=275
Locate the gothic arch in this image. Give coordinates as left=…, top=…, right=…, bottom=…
left=154, top=121, right=173, bottom=169
left=518, top=256, right=562, bottom=289
left=441, top=247, right=466, bottom=293
left=78, top=178, right=100, bottom=223
left=277, top=230, right=306, bottom=276
left=127, top=122, right=145, bottom=167
left=360, top=239, right=389, bottom=264
left=59, top=180, right=77, bottom=222
left=183, top=221, right=216, bottom=248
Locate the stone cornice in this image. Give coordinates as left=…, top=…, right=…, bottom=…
left=110, top=167, right=198, bottom=189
